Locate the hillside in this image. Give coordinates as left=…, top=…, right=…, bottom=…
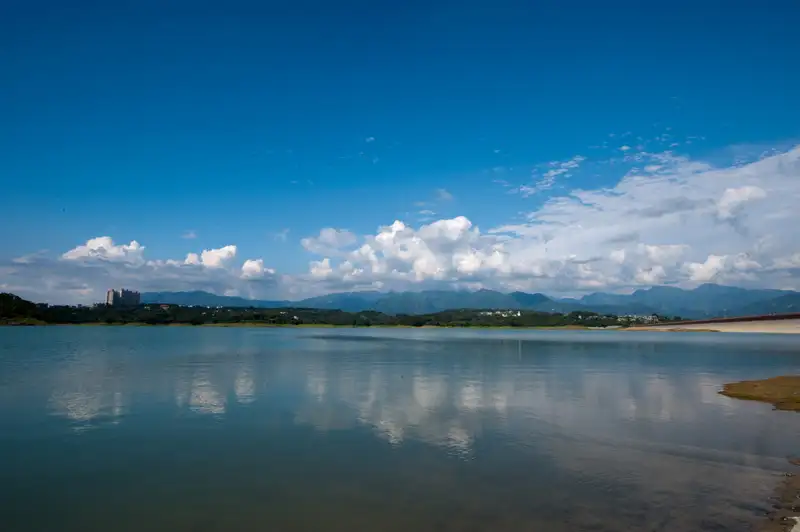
left=0, top=293, right=38, bottom=321
left=140, top=284, right=799, bottom=318
left=735, top=293, right=800, bottom=315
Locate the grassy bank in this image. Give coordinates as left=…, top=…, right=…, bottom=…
left=719, top=376, right=800, bottom=412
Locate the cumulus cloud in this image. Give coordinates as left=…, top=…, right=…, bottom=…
left=683, top=253, right=762, bottom=282
left=301, top=228, right=358, bottom=256
left=62, top=237, right=145, bottom=265
left=310, top=258, right=334, bottom=279
left=241, top=259, right=275, bottom=280
left=182, top=245, right=237, bottom=268
left=300, top=146, right=800, bottom=294
left=198, top=245, right=237, bottom=268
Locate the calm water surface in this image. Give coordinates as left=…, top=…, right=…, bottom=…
left=1, top=327, right=800, bottom=531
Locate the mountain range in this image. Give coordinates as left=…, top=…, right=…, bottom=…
left=141, top=284, right=800, bottom=319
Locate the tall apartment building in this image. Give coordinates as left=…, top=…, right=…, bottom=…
left=106, top=288, right=141, bottom=307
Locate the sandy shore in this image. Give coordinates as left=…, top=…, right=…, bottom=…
left=632, top=318, right=800, bottom=334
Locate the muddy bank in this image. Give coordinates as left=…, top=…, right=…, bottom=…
left=720, top=377, right=800, bottom=412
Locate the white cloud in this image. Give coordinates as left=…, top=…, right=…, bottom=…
left=683, top=253, right=762, bottom=283
left=62, top=237, right=145, bottom=265
left=184, top=253, right=201, bottom=266
left=241, top=259, right=275, bottom=280
left=365, top=136, right=375, bottom=143
left=773, top=253, right=800, bottom=270
left=634, top=265, right=667, bottom=285
left=310, top=258, right=334, bottom=279
left=620, top=145, right=632, bottom=151
left=300, top=146, right=800, bottom=294
left=179, top=246, right=237, bottom=269
left=197, top=245, right=237, bottom=268
left=517, top=155, right=586, bottom=197
left=683, top=255, right=727, bottom=282
left=716, top=186, right=767, bottom=220
left=301, top=228, right=357, bottom=256
left=181, top=230, right=197, bottom=239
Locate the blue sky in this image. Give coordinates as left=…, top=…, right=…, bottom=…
left=2, top=1, right=800, bottom=303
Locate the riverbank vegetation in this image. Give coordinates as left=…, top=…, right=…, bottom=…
left=0, top=292, right=672, bottom=329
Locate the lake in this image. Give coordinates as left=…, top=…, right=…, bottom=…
left=1, top=326, right=799, bottom=531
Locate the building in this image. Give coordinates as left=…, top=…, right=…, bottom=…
left=106, top=288, right=141, bottom=307
left=478, top=310, right=522, bottom=318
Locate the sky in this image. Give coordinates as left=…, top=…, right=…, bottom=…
left=2, top=0, right=800, bottom=304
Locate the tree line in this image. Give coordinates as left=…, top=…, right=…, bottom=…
left=1, top=292, right=674, bottom=328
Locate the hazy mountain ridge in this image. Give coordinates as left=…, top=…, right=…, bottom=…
left=141, top=284, right=799, bottom=318
left=141, top=291, right=291, bottom=308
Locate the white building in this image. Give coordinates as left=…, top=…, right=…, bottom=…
left=106, top=288, right=141, bottom=307
left=478, top=310, right=522, bottom=318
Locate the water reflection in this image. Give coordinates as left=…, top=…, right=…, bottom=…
left=40, top=330, right=799, bottom=464
left=46, top=353, right=130, bottom=430
left=234, top=364, right=255, bottom=405
left=4, top=327, right=800, bottom=531
left=260, top=334, right=797, bottom=472
left=188, top=373, right=226, bottom=415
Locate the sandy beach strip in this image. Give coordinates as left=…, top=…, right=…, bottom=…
left=631, top=318, right=800, bottom=334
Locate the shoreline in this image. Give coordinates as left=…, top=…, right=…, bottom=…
left=720, top=376, right=800, bottom=531
left=630, top=319, right=800, bottom=334
left=4, top=320, right=800, bottom=333
left=761, top=462, right=800, bottom=532
left=0, top=321, right=595, bottom=330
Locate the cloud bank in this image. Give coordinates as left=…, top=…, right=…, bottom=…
left=2, top=146, right=799, bottom=303
left=302, top=146, right=800, bottom=295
